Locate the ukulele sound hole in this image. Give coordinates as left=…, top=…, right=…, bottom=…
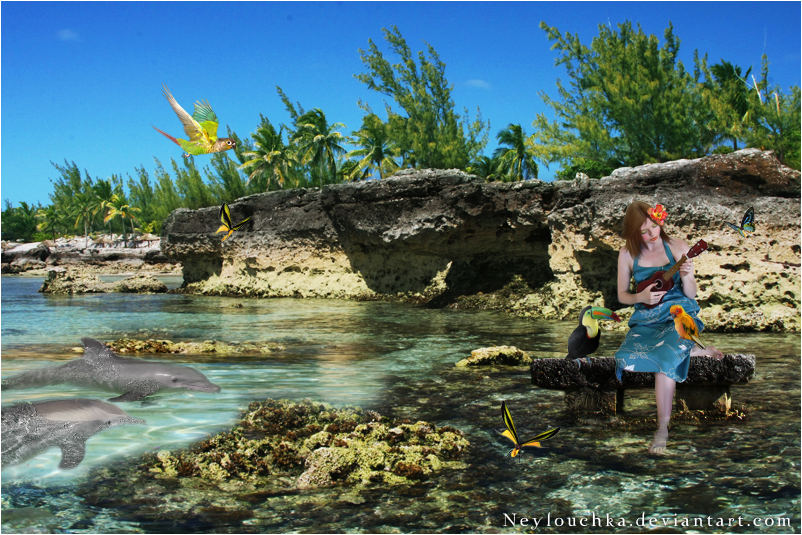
left=653, top=280, right=664, bottom=290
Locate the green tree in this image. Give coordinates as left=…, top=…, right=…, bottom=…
left=356, top=26, right=489, bottom=170
left=533, top=20, right=712, bottom=172
left=698, top=59, right=754, bottom=150
left=127, top=166, right=157, bottom=230
left=345, top=113, right=399, bottom=180
left=743, top=56, right=801, bottom=170
left=492, top=124, right=539, bottom=181
left=91, top=177, right=121, bottom=236
left=172, top=158, right=215, bottom=209
left=206, top=152, right=248, bottom=203
left=239, top=116, right=299, bottom=191
left=104, top=193, right=141, bottom=244
left=36, top=205, right=62, bottom=240
left=292, top=108, right=347, bottom=188
left=150, top=159, right=184, bottom=233
left=2, top=200, right=41, bottom=242
left=70, top=192, right=96, bottom=248
left=466, top=155, right=501, bottom=182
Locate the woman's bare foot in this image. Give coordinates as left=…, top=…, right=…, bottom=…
left=690, top=345, right=723, bottom=359
left=649, top=426, right=669, bottom=454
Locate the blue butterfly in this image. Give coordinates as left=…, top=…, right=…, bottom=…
left=724, top=207, right=755, bottom=238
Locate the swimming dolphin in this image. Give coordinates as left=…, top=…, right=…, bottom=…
left=1, top=337, right=222, bottom=402
left=1, top=398, right=146, bottom=469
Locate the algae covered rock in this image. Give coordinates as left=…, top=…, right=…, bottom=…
left=456, top=345, right=532, bottom=367
left=38, top=268, right=167, bottom=294
left=142, top=398, right=469, bottom=489
left=104, top=338, right=284, bottom=354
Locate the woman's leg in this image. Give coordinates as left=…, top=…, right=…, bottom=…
left=649, top=372, right=676, bottom=454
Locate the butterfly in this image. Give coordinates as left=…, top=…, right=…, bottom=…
left=499, top=401, right=560, bottom=459
left=215, top=202, right=251, bottom=241
left=723, top=206, right=755, bottom=238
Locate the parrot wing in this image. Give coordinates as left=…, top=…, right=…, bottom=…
left=193, top=101, right=220, bottom=140
left=679, top=313, right=705, bottom=348
left=162, top=85, right=207, bottom=144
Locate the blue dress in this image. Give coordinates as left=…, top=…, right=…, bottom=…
left=614, top=241, right=704, bottom=382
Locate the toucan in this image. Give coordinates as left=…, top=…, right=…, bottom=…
left=565, top=306, right=622, bottom=364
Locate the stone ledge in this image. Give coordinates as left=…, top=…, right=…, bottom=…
left=530, top=354, right=755, bottom=414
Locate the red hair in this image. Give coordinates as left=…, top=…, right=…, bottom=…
left=622, top=201, right=672, bottom=259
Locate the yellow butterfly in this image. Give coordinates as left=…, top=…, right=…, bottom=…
left=215, top=202, right=251, bottom=241
left=499, top=401, right=560, bottom=458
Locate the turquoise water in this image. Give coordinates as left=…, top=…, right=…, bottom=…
left=1, top=275, right=799, bottom=533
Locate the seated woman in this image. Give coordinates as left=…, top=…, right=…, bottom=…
left=615, top=201, right=722, bottom=454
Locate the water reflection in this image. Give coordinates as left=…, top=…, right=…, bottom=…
left=1, top=276, right=799, bottom=533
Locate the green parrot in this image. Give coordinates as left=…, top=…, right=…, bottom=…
left=153, top=85, right=236, bottom=157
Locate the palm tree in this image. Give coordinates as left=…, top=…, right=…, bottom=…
left=104, top=194, right=141, bottom=245
left=292, top=109, right=347, bottom=188
left=91, top=178, right=118, bottom=236
left=36, top=205, right=61, bottom=240
left=708, top=61, right=753, bottom=150
left=70, top=193, right=95, bottom=248
left=345, top=114, right=399, bottom=180
left=492, top=124, right=539, bottom=181
left=467, top=155, right=501, bottom=182
left=239, top=122, right=299, bottom=191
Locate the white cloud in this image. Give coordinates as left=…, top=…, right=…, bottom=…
left=57, top=29, right=80, bottom=42
left=465, top=79, right=491, bottom=90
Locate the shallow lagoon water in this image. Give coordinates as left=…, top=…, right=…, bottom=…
left=1, top=275, right=799, bottom=533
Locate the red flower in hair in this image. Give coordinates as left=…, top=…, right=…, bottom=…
left=648, top=204, right=667, bottom=225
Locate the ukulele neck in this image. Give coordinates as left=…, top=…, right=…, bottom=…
left=663, top=255, right=687, bottom=281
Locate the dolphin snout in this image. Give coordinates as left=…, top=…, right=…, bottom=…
left=184, top=381, right=221, bottom=393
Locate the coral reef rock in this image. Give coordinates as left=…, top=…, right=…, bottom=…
left=1, top=236, right=179, bottom=275
left=104, top=338, right=284, bottom=354
left=142, top=399, right=469, bottom=489
left=161, top=149, right=800, bottom=332
left=39, top=269, right=167, bottom=294
left=456, top=345, right=532, bottom=367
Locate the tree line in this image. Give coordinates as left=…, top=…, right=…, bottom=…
left=3, top=22, right=799, bottom=243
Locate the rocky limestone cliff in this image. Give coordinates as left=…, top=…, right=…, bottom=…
left=161, top=149, right=801, bottom=332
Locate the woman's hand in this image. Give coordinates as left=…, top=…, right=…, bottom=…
left=637, top=281, right=667, bottom=305
left=679, top=258, right=694, bottom=277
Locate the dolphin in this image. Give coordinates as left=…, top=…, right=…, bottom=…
left=1, top=337, right=222, bottom=402
left=1, top=398, right=146, bottom=469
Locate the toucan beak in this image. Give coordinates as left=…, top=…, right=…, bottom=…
left=591, top=308, right=621, bottom=322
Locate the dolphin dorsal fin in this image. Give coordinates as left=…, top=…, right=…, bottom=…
left=80, top=337, right=118, bottom=361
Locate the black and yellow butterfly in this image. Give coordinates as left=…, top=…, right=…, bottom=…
left=499, top=401, right=560, bottom=458
left=723, top=206, right=755, bottom=238
left=215, top=202, right=251, bottom=241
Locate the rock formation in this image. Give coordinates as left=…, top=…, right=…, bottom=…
left=161, top=149, right=801, bottom=332
left=38, top=269, right=168, bottom=294
left=1, top=237, right=178, bottom=275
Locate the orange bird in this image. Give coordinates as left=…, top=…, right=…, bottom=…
left=670, top=305, right=705, bottom=349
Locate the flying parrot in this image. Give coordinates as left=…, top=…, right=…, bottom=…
left=670, top=305, right=705, bottom=349
left=153, top=85, right=236, bottom=157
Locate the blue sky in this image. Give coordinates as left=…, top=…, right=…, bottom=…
left=2, top=1, right=800, bottom=207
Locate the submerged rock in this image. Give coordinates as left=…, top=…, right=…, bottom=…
left=455, top=345, right=532, bottom=367
left=104, top=338, right=284, bottom=354
left=142, top=399, right=469, bottom=489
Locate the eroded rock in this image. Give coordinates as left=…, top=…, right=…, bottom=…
left=456, top=345, right=532, bottom=367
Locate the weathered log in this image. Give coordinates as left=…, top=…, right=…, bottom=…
left=530, top=354, right=755, bottom=414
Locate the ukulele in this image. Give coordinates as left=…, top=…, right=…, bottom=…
left=635, top=239, right=708, bottom=309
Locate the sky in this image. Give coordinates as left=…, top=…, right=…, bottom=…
left=2, top=1, right=800, bottom=207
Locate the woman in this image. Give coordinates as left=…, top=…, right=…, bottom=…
left=615, top=201, right=722, bottom=454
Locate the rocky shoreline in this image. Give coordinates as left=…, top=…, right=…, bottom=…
left=160, top=149, right=800, bottom=333
left=1, top=236, right=180, bottom=276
